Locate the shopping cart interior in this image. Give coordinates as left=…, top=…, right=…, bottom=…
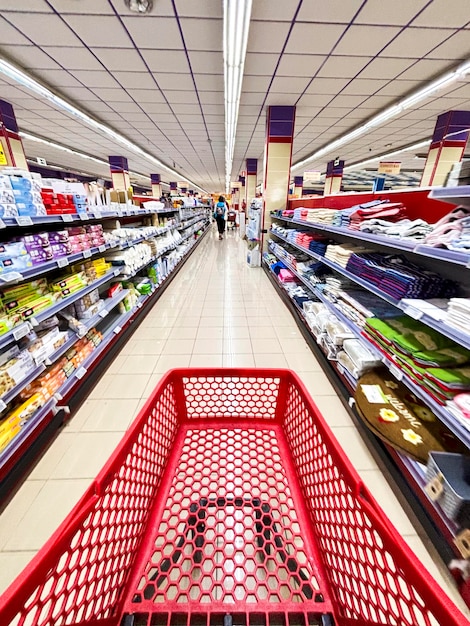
left=0, top=368, right=467, bottom=626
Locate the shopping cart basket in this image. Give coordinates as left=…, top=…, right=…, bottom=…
left=0, top=368, right=467, bottom=626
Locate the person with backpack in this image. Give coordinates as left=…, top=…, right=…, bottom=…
left=214, top=195, right=229, bottom=240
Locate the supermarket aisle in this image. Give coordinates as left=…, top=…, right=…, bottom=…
left=0, top=224, right=465, bottom=611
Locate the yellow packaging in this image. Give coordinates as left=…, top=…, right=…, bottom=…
left=0, top=424, right=21, bottom=452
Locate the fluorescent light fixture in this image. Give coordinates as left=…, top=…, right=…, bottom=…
left=223, top=0, right=253, bottom=193
left=343, top=140, right=431, bottom=171
left=0, top=57, right=207, bottom=193
left=292, top=58, right=470, bottom=172
left=20, top=131, right=151, bottom=183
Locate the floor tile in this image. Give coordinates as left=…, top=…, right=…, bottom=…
left=285, top=352, right=322, bottom=372
left=224, top=326, right=250, bottom=339
left=312, top=395, right=355, bottom=427
left=168, top=326, right=198, bottom=340
left=190, top=354, right=224, bottom=367
left=198, top=316, right=225, bottom=328
left=295, top=370, right=336, bottom=396
left=222, top=338, right=252, bottom=354
left=0, top=480, right=45, bottom=550
left=330, top=426, right=378, bottom=471
left=223, top=353, right=256, bottom=367
left=4, top=479, right=92, bottom=551
left=196, top=327, right=224, bottom=339
left=154, top=354, right=191, bottom=373
left=103, top=374, right=151, bottom=399
left=105, top=354, right=128, bottom=374
left=193, top=338, right=223, bottom=354
left=254, top=353, right=289, bottom=368
left=79, top=398, right=140, bottom=432
left=123, top=339, right=166, bottom=355
left=163, top=338, right=195, bottom=354
left=251, top=337, right=283, bottom=354
left=118, top=354, right=160, bottom=374
left=248, top=326, right=278, bottom=339
left=0, top=552, right=37, bottom=594
left=28, top=433, right=78, bottom=480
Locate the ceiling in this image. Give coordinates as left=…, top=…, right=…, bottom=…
left=0, top=0, right=469, bottom=193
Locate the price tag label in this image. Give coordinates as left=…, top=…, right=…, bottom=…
left=0, top=399, right=7, bottom=412
left=30, top=317, right=39, bottom=327
left=55, top=392, right=63, bottom=401
left=99, top=244, right=106, bottom=253
left=16, top=216, right=33, bottom=226
left=0, top=219, right=6, bottom=229
left=99, top=309, right=109, bottom=318
left=348, top=397, right=356, bottom=408
left=389, top=364, right=403, bottom=381
left=75, top=366, right=87, bottom=379
left=113, top=325, right=122, bottom=335
left=13, top=323, right=30, bottom=341
left=93, top=210, right=102, bottom=219
left=57, top=257, right=69, bottom=268
left=0, top=271, right=23, bottom=283
left=61, top=214, right=74, bottom=222
left=83, top=249, right=92, bottom=258
left=337, top=364, right=345, bottom=375
left=403, top=304, right=423, bottom=320
left=80, top=213, right=88, bottom=221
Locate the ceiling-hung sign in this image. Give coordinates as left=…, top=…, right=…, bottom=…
left=378, top=162, right=401, bottom=175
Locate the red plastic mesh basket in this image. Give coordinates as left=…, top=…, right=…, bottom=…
left=0, top=368, right=467, bottom=626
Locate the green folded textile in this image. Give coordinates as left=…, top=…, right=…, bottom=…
left=355, top=368, right=466, bottom=463
left=423, top=366, right=470, bottom=391
left=366, top=316, right=455, bottom=355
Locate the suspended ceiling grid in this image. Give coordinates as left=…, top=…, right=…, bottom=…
left=0, top=0, right=468, bottom=192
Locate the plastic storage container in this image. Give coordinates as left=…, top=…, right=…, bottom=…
left=0, top=368, right=467, bottom=626
left=426, top=452, right=470, bottom=524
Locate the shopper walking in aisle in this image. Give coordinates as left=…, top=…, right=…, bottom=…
left=214, top=195, right=228, bottom=239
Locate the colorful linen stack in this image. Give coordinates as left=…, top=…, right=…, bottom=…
left=359, top=218, right=433, bottom=241
left=293, top=207, right=337, bottom=224
left=348, top=202, right=406, bottom=231
left=345, top=253, right=457, bottom=300
left=424, top=207, right=470, bottom=248
left=446, top=298, right=470, bottom=332
left=325, top=243, right=370, bottom=268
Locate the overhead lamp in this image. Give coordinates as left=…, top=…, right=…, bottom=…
left=124, top=0, right=154, bottom=14
left=0, top=57, right=207, bottom=193
left=223, top=0, right=253, bottom=193
left=343, top=140, right=431, bottom=172
left=291, top=58, right=470, bottom=172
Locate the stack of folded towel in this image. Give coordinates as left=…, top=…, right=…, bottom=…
left=325, top=243, right=369, bottom=268
left=348, top=202, right=407, bottom=231
left=446, top=298, right=470, bottom=332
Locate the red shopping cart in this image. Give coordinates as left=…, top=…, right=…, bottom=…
left=0, top=368, right=467, bottom=626
left=227, top=210, right=237, bottom=230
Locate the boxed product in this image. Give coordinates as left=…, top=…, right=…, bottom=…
left=0, top=349, right=35, bottom=397
left=16, top=293, right=59, bottom=321
left=0, top=421, right=21, bottom=452
left=1, top=278, right=48, bottom=302
left=0, top=189, right=15, bottom=204
left=9, top=176, right=32, bottom=192
left=0, top=317, right=14, bottom=336
left=0, top=242, right=28, bottom=258
left=0, top=255, right=33, bottom=274
left=0, top=175, right=12, bottom=190
left=51, top=242, right=73, bottom=258
left=50, top=273, right=88, bottom=297
left=0, top=204, right=18, bottom=218
left=29, top=247, right=53, bottom=266
left=47, top=230, right=69, bottom=244
left=16, top=202, right=47, bottom=217
left=21, top=233, right=50, bottom=250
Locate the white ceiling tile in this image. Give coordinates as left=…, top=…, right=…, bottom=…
left=333, top=25, right=402, bottom=56
left=156, top=73, right=195, bottom=91
left=91, top=87, right=135, bottom=102
left=357, top=57, right=415, bottom=79
left=244, top=53, right=279, bottom=76
left=426, top=31, right=470, bottom=60
left=0, top=0, right=51, bottom=10
left=112, top=71, right=156, bottom=89
left=285, top=23, right=346, bottom=55
left=328, top=94, right=367, bottom=108
left=297, top=0, right=364, bottom=23
left=296, top=93, right=334, bottom=108
left=198, top=90, right=224, bottom=104
left=164, top=90, right=198, bottom=104
left=413, top=0, right=470, bottom=27
left=3, top=46, right=58, bottom=71
left=397, top=58, right=457, bottom=80
left=49, top=0, right=115, bottom=14
left=55, top=86, right=100, bottom=101
left=317, top=55, right=369, bottom=78
left=139, top=102, right=174, bottom=115
left=92, top=47, right=147, bottom=72
left=304, top=77, right=350, bottom=95
left=124, top=88, right=165, bottom=103
left=42, top=46, right=104, bottom=70
left=355, top=0, right=430, bottom=26
left=248, top=21, right=292, bottom=53
left=269, top=75, right=311, bottom=94
left=174, top=0, right=222, bottom=18
left=110, top=102, right=145, bottom=113
left=251, top=0, right=298, bottom=21
left=6, top=13, right=82, bottom=47
left=122, top=17, right=182, bottom=49
left=383, top=28, right=459, bottom=58
left=65, top=15, right=133, bottom=48
left=376, top=79, right=422, bottom=96
left=188, top=51, right=223, bottom=74
left=70, top=70, right=120, bottom=89
left=276, top=54, right=325, bottom=77
left=340, top=78, right=389, bottom=96
left=29, top=68, right=83, bottom=88
left=242, top=75, right=272, bottom=92
left=0, top=16, right=34, bottom=45
left=142, top=50, right=188, bottom=72
left=193, top=74, right=224, bottom=91
left=169, top=103, right=201, bottom=115
left=181, top=18, right=222, bottom=51
left=265, top=92, right=298, bottom=106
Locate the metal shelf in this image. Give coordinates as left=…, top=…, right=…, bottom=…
left=429, top=185, right=470, bottom=208
left=0, top=363, right=46, bottom=409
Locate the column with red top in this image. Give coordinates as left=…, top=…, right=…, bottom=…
left=293, top=176, right=303, bottom=198
left=169, top=182, right=178, bottom=196
left=239, top=175, right=246, bottom=211
left=262, top=105, right=296, bottom=249
left=421, top=110, right=470, bottom=187
left=324, top=159, right=344, bottom=195
left=245, top=159, right=257, bottom=208
left=0, top=100, right=28, bottom=170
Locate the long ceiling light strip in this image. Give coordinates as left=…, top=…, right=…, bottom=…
left=20, top=131, right=153, bottom=183
left=291, top=58, right=470, bottom=172
left=0, top=58, right=207, bottom=193
left=343, top=139, right=432, bottom=171
left=223, top=0, right=252, bottom=193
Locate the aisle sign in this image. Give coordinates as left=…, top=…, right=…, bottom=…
left=303, top=170, right=321, bottom=184
left=378, top=161, right=401, bottom=175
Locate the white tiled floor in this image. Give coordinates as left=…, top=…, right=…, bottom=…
left=0, top=225, right=468, bottom=615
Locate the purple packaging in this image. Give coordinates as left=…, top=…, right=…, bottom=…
left=29, top=246, right=53, bottom=265
left=47, top=230, right=69, bottom=244
left=22, top=233, right=50, bottom=250
left=51, top=242, right=72, bottom=258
